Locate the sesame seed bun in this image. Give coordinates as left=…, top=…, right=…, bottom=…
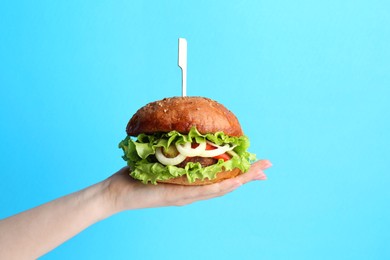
left=126, top=96, right=243, bottom=137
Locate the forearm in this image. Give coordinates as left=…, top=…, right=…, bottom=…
left=0, top=180, right=116, bottom=259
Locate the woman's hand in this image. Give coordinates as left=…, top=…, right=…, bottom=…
left=104, top=160, right=272, bottom=212
left=0, top=160, right=271, bottom=259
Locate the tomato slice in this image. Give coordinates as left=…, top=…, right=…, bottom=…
left=205, top=143, right=215, bottom=150
left=191, top=142, right=231, bottom=161
left=213, top=153, right=231, bottom=161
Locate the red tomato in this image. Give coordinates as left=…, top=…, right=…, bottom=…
left=191, top=142, right=200, bottom=148
left=206, top=143, right=231, bottom=161
left=205, top=143, right=216, bottom=150
left=191, top=142, right=231, bottom=161
left=213, top=153, right=231, bottom=161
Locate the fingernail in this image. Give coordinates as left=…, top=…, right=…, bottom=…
left=263, top=160, right=273, bottom=169
left=254, top=172, right=267, bottom=180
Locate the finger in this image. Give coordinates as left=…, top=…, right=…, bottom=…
left=199, top=179, right=242, bottom=198
left=256, top=159, right=272, bottom=170
left=200, top=179, right=242, bottom=199
left=197, top=179, right=240, bottom=198
left=233, top=161, right=271, bottom=185
left=179, top=178, right=241, bottom=201
left=174, top=179, right=242, bottom=205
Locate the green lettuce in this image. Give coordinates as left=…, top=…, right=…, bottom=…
left=118, top=127, right=256, bottom=184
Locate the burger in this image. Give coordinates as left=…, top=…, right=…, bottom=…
left=118, top=96, right=256, bottom=185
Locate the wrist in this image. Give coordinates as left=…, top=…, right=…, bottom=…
left=99, top=169, right=138, bottom=215
left=101, top=167, right=148, bottom=213
left=95, top=179, right=122, bottom=219
left=74, top=179, right=122, bottom=224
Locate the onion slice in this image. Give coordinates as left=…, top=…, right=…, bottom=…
left=199, top=144, right=231, bottom=157
left=176, top=140, right=236, bottom=158
left=227, top=150, right=238, bottom=157
left=206, top=141, right=236, bottom=149
left=175, top=141, right=206, bottom=157
left=155, top=147, right=186, bottom=166
left=158, top=141, right=236, bottom=164
left=198, top=141, right=236, bottom=157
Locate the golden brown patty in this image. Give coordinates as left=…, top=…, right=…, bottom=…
left=176, top=156, right=218, bottom=168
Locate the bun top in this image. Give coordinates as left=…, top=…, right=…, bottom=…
left=126, top=96, right=243, bottom=137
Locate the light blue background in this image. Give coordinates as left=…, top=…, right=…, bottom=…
left=1, top=1, right=389, bottom=259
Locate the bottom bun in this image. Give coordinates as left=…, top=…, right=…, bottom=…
left=158, top=168, right=242, bottom=186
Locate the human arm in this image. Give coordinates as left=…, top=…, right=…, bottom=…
left=0, top=160, right=271, bottom=259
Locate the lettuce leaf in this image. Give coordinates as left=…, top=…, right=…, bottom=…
left=118, top=127, right=256, bottom=184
